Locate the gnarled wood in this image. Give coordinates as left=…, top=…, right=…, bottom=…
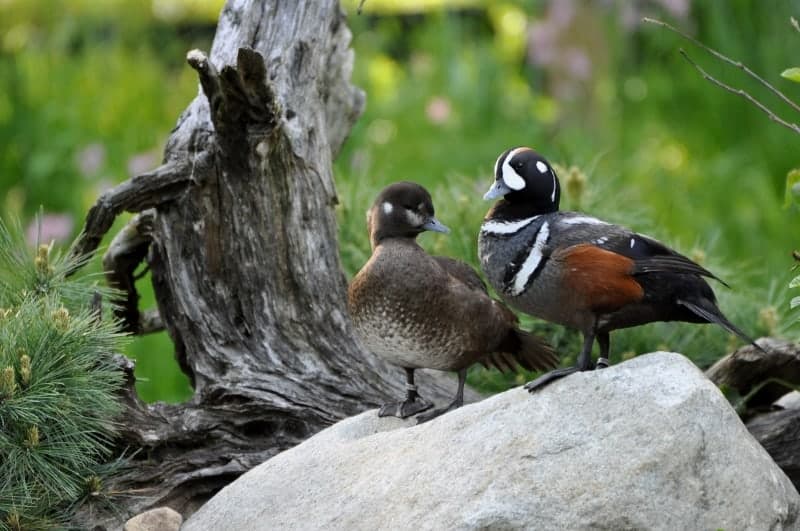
left=705, top=338, right=800, bottom=409
left=747, top=407, right=800, bottom=490
left=73, top=1, right=470, bottom=526
left=705, top=338, right=800, bottom=491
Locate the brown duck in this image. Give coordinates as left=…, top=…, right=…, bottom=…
left=348, top=181, right=558, bottom=422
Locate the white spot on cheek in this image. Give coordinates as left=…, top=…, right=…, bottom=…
left=405, top=209, right=424, bottom=226
left=502, top=147, right=528, bottom=191
left=536, top=161, right=548, bottom=173
left=382, top=202, right=393, bottom=215
left=630, top=238, right=636, bottom=248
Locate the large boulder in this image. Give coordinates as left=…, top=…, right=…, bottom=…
left=183, top=352, right=800, bottom=530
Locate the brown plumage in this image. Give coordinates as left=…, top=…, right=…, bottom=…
left=555, top=243, right=645, bottom=313
left=348, top=182, right=557, bottom=422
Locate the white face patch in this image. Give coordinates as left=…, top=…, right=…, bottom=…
left=510, top=222, right=550, bottom=296
left=630, top=238, right=636, bottom=248
left=559, top=216, right=608, bottom=226
left=536, top=161, right=548, bottom=173
left=405, top=209, right=425, bottom=227
left=481, top=216, right=540, bottom=236
left=501, top=147, right=528, bottom=191
left=382, top=202, right=394, bottom=215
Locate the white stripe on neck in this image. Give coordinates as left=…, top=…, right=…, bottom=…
left=510, top=221, right=550, bottom=295
left=481, top=216, right=539, bottom=235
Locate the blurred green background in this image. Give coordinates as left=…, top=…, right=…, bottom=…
left=1, top=0, right=798, bottom=402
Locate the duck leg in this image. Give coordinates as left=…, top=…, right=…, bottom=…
left=416, top=368, right=467, bottom=424
left=525, top=329, right=597, bottom=393
left=596, top=332, right=610, bottom=369
left=378, top=368, right=433, bottom=418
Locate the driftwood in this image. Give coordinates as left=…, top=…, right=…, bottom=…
left=706, top=338, right=800, bottom=490
left=747, top=407, right=800, bottom=489
left=72, top=1, right=468, bottom=526
left=706, top=338, right=800, bottom=409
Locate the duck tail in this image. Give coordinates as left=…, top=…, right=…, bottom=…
left=488, top=329, right=560, bottom=373
left=677, top=298, right=764, bottom=352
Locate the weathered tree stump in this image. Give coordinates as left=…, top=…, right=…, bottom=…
left=746, top=407, right=800, bottom=489
left=706, top=338, right=800, bottom=490
left=72, top=1, right=464, bottom=525
left=706, top=338, right=800, bottom=410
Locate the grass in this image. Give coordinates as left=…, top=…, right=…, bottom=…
left=1, top=1, right=798, bottom=402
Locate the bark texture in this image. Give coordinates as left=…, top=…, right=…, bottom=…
left=706, top=338, right=800, bottom=490
left=706, top=338, right=800, bottom=410
left=73, top=1, right=466, bottom=525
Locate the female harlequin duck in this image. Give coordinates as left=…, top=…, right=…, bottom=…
left=478, top=147, right=760, bottom=392
left=348, top=181, right=558, bottom=422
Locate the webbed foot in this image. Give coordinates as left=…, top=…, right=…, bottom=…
left=378, top=396, right=433, bottom=418
left=415, top=399, right=462, bottom=424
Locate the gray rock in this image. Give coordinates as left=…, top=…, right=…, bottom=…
left=775, top=391, right=800, bottom=410
left=183, top=352, right=800, bottom=531
left=123, top=507, right=182, bottom=531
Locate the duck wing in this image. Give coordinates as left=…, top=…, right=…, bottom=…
left=433, top=255, right=489, bottom=293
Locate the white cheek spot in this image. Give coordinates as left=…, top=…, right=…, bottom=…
left=382, top=202, right=393, bottom=215
left=501, top=147, right=528, bottom=191
left=536, top=161, right=548, bottom=173
left=405, top=209, right=424, bottom=226
left=630, top=238, right=636, bottom=248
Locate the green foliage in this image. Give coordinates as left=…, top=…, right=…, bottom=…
left=786, top=169, right=800, bottom=208
left=2, top=2, right=799, bottom=401
left=780, top=68, right=800, bottom=83
left=0, top=220, right=126, bottom=529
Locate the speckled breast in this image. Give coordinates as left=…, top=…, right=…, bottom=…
left=348, top=252, right=475, bottom=371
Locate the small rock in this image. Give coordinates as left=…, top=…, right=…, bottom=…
left=124, top=507, right=182, bottom=531
left=775, top=391, right=800, bottom=410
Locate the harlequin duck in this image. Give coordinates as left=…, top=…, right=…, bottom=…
left=349, top=181, right=558, bottom=422
left=478, top=147, right=761, bottom=392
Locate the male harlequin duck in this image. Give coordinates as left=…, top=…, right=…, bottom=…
left=478, top=147, right=761, bottom=392
left=349, top=181, right=558, bottom=422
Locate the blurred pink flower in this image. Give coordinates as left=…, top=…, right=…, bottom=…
left=425, top=97, right=452, bottom=125
left=127, top=151, right=159, bottom=177
left=75, top=143, right=106, bottom=177
left=564, top=48, right=591, bottom=80
left=26, top=213, right=75, bottom=245
left=549, top=0, right=576, bottom=29
left=620, top=0, right=690, bottom=30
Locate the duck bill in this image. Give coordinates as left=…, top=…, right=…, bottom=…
left=483, top=180, right=512, bottom=200
left=422, top=217, right=450, bottom=234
